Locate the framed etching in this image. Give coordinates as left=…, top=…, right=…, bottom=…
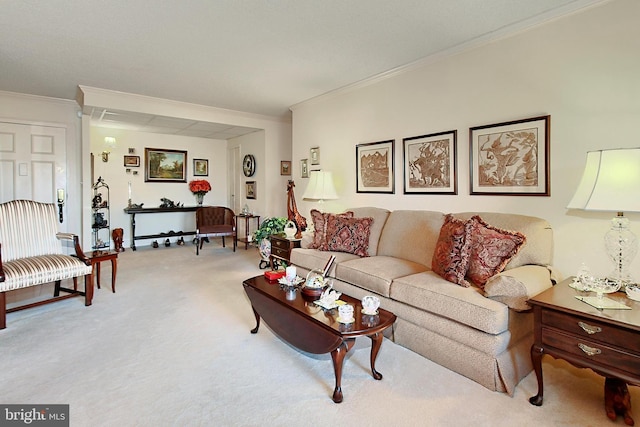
left=300, top=159, right=309, bottom=178
left=123, top=155, right=140, bottom=167
left=469, top=115, right=550, bottom=196
left=403, top=130, right=457, bottom=194
left=356, top=140, right=395, bottom=194
left=280, top=160, right=291, bottom=175
left=193, top=158, right=208, bottom=176
left=246, top=181, right=256, bottom=199
left=144, top=148, right=187, bottom=182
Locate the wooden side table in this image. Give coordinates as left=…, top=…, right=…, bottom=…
left=86, top=250, right=118, bottom=293
left=528, top=277, right=640, bottom=407
left=269, top=234, right=301, bottom=269
left=235, top=214, right=260, bottom=250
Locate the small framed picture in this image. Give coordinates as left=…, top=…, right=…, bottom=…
left=124, top=155, right=140, bottom=167
left=193, top=158, right=208, bottom=176
left=280, top=160, right=291, bottom=175
left=246, top=181, right=256, bottom=199
left=301, top=159, right=309, bottom=178
left=310, top=147, right=320, bottom=165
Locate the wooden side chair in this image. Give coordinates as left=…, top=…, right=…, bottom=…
left=195, top=206, right=237, bottom=255
left=0, top=200, right=93, bottom=329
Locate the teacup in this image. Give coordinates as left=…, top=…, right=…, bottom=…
left=338, top=304, right=354, bottom=322
left=362, top=295, right=380, bottom=314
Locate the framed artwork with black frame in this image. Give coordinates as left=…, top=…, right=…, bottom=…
left=403, top=130, right=457, bottom=194
left=356, top=139, right=395, bottom=194
left=144, top=148, right=187, bottom=182
left=246, top=181, right=256, bottom=199
left=469, top=115, right=550, bottom=196
left=193, top=158, right=208, bottom=176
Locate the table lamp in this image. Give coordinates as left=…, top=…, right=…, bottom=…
left=302, top=171, right=338, bottom=203
left=567, top=148, right=640, bottom=286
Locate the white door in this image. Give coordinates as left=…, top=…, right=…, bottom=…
left=0, top=121, right=68, bottom=230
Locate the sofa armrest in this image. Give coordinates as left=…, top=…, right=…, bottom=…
left=56, top=232, right=89, bottom=264
left=483, top=265, right=554, bottom=311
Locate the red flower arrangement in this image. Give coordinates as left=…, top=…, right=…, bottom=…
left=189, top=179, right=211, bottom=195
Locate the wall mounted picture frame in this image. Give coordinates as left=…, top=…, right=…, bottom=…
left=469, top=115, right=550, bottom=196
left=280, top=160, right=291, bottom=175
left=144, top=148, right=187, bottom=182
left=356, top=139, right=395, bottom=194
left=124, top=155, right=140, bottom=167
left=310, top=147, right=320, bottom=165
left=193, top=158, right=208, bottom=176
left=246, top=181, right=256, bottom=199
left=300, top=159, right=309, bottom=178
left=403, top=130, right=457, bottom=195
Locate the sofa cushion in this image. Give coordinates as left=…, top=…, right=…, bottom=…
left=454, top=212, right=552, bottom=269
left=290, top=248, right=359, bottom=277
left=377, top=210, right=444, bottom=267
left=432, top=214, right=473, bottom=287
left=348, top=207, right=391, bottom=256
left=336, top=255, right=428, bottom=297
left=484, top=265, right=553, bottom=311
left=308, top=210, right=354, bottom=250
left=325, top=215, right=373, bottom=256
left=465, top=215, right=526, bottom=288
left=390, top=271, right=509, bottom=335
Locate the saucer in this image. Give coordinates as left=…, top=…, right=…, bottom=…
left=337, top=316, right=354, bottom=324
left=362, top=309, right=379, bottom=315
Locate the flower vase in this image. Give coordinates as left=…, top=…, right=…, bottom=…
left=195, top=193, right=204, bottom=206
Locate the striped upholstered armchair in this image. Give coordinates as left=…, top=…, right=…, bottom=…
left=0, top=200, right=93, bottom=329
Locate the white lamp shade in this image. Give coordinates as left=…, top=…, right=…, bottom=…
left=303, top=171, right=338, bottom=201
left=567, top=148, right=640, bottom=213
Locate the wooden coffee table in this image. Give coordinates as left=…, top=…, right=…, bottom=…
left=528, top=277, right=640, bottom=407
left=243, top=275, right=396, bottom=403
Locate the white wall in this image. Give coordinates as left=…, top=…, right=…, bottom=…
left=90, top=126, right=228, bottom=249
left=291, top=0, right=640, bottom=280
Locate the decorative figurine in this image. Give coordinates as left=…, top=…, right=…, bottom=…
left=112, top=228, right=125, bottom=252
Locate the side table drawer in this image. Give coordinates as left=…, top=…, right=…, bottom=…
left=271, top=246, right=290, bottom=259
left=271, top=238, right=289, bottom=250
left=542, top=328, right=640, bottom=374
left=542, top=310, right=640, bottom=353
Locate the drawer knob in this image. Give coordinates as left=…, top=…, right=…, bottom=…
left=578, top=343, right=602, bottom=356
left=578, top=321, right=602, bottom=335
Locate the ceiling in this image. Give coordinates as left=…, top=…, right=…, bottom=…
left=1, top=0, right=604, bottom=138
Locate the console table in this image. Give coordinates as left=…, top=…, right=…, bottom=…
left=123, top=206, right=201, bottom=251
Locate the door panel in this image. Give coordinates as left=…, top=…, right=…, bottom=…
left=0, top=121, right=67, bottom=230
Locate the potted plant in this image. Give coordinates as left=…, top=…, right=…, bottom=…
left=253, top=217, right=287, bottom=264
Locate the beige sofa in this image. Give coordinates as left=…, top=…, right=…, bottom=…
left=290, top=207, right=556, bottom=394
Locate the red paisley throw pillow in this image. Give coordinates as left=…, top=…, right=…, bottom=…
left=431, top=214, right=473, bottom=287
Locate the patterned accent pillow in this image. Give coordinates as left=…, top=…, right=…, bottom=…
left=431, top=214, right=473, bottom=287
left=466, top=215, right=526, bottom=288
left=309, top=209, right=354, bottom=250
left=325, top=216, right=373, bottom=257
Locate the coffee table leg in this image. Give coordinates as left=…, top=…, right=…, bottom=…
left=250, top=307, right=261, bottom=334
left=331, top=339, right=355, bottom=403
left=369, top=332, right=384, bottom=380
left=529, top=343, right=545, bottom=406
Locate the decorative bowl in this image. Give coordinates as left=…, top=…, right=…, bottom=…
left=301, top=286, right=324, bottom=298
left=625, top=284, right=640, bottom=302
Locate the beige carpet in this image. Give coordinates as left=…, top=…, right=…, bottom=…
left=1, top=242, right=637, bottom=426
